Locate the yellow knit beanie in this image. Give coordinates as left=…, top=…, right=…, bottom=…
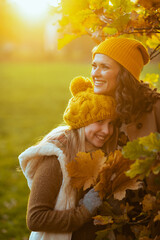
left=92, top=37, right=150, bottom=81
left=63, top=76, right=116, bottom=129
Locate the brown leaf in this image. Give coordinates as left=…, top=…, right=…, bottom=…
left=154, top=211, right=160, bottom=222
left=146, top=172, right=160, bottom=194
left=95, top=150, right=142, bottom=200
left=142, top=194, right=156, bottom=212
left=138, top=0, right=160, bottom=9
left=66, top=150, right=106, bottom=190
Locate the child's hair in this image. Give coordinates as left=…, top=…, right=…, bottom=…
left=41, top=123, right=117, bottom=162
left=41, top=125, right=86, bottom=163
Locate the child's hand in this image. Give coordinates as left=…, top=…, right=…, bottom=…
left=82, top=188, right=102, bottom=214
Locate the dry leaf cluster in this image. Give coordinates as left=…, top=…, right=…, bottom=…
left=67, top=149, right=141, bottom=200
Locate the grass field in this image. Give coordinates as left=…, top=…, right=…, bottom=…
left=0, top=61, right=159, bottom=239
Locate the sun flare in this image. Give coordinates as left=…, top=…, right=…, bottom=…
left=7, top=0, right=60, bottom=22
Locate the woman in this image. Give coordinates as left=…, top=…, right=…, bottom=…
left=91, top=37, right=160, bottom=147
left=19, top=76, right=117, bottom=240
left=91, top=37, right=160, bottom=238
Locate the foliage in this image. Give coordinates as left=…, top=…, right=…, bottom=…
left=123, top=132, right=160, bottom=178
left=95, top=133, right=160, bottom=239
left=94, top=150, right=141, bottom=200
left=67, top=132, right=160, bottom=239
left=52, top=0, right=160, bottom=55
left=67, top=150, right=106, bottom=190
left=51, top=0, right=160, bottom=88
left=67, top=150, right=141, bottom=200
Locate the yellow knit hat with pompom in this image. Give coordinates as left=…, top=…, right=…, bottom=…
left=92, top=37, right=150, bottom=81
left=63, top=76, right=116, bottom=129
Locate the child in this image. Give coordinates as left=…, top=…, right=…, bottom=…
left=19, top=76, right=117, bottom=240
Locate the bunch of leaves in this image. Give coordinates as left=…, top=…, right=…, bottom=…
left=123, top=132, right=160, bottom=179
left=94, top=150, right=141, bottom=200
left=67, top=149, right=141, bottom=200
left=94, top=132, right=160, bottom=240
left=51, top=0, right=160, bottom=60
left=67, top=133, right=160, bottom=239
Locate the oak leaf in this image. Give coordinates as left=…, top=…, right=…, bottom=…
left=95, top=150, right=142, bottom=200
left=66, top=150, right=106, bottom=190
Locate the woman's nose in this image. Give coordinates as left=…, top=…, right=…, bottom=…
left=92, top=67, right=101, bottom=77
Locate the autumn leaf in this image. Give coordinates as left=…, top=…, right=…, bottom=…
left=142, top=194, right=156, bottom=212
left=146, top=172, right=160, bottom=194
left=66, top=150, right=106, bottom=190
left=139, top=132, right=160, bottom=152
left=93, top=215, right=113, bottom=225
left=154, top=211, right=160, bottom=222
left=95, top=150, right=141, bottom=200
left=123, top=133, right=160, bottom=179
left=122, top=138, right=150, bottom=160
left=138, top=0, right=160, bottom=9
left=58, top=34, right=79, bottom=50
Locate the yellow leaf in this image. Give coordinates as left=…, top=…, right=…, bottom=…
left=58, top=34, right=78, bottom=49
left=66, top=150, right=106, bottom=190
left=93, top=215, right=113, bottom=225
left=146, top=35, right=160, bottom=49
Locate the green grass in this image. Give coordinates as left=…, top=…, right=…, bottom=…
left=0, top=61, right=159, bottom=239
left=0, top=62, right=91, bottom=239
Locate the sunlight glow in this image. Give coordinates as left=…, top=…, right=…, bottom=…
left=109, top=1, right=113, bottom=6
left=7, top=0, right=60, bottom=22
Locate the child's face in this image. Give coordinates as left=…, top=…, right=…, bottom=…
left=85, top=118, right=114, bottom=151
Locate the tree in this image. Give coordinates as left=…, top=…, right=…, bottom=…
left=51, top=0, right=160, bottom=58
left=51, top=0, right=160, bottom=90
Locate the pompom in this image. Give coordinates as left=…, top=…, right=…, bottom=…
left=70, top=76, right=93, bottom=96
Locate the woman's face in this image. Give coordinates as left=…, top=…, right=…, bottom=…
left=84, top=119, right=114, bottom=151
left=91, top=54, right=120, bottom=96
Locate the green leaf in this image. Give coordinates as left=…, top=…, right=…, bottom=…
left=125, top=156, right=155, bottom=178
left=111, top=14, right=130, bottom=31
left=102, top=27, right=118, bottom=35
left=139, top=132, right=160, bottom=152
left=122, top=139, right=150, bottom=160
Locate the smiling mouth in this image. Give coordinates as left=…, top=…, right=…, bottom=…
left=96, top=135, right=107, bottom=142
left=94, top=80, right=106, bottom=86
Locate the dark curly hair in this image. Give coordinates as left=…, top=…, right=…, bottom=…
left=115, top=66, right=160, bottom=124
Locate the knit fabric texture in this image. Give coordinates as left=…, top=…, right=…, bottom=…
left=92, top=37, right=150, bottom=81
left=63, top=76, right=116, bottom=129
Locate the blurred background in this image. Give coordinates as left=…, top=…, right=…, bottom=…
left=0, top=0, right=159, bottom=239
